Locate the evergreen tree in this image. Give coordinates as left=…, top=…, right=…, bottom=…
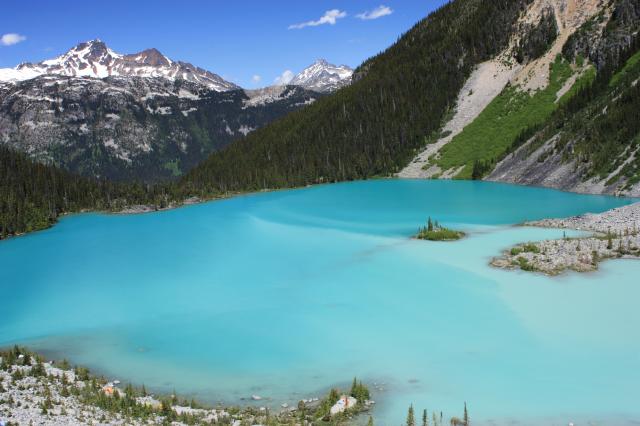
left=422, top=408, right=428, bottom=426
left=328, top=388, right=340, bottom=404
left=406, top=404, right=415, bottom=426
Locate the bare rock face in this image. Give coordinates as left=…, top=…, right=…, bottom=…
left=123, top=48, right=172, bottom=67
left=563, top=0, right=640, bottom=70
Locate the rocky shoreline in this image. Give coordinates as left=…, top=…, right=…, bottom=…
left=0, top=347, right=373, bottom=426
left=491, top=202, right=640, bottom=275
left=114, top=196, right=203, bottom=215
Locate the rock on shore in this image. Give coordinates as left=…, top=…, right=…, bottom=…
left=0, top=354, right=230, bottom=425
left=528, top=202, right=640, bottom=234
left=491, top=202, right=640, bottom=275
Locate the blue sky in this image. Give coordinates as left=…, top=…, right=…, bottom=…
left=0, top=0, right=447, bottom=88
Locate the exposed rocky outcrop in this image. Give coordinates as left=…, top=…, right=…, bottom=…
left=487, top=133, right=640, bottom=197
left=563, top=0, right=640, bottom=70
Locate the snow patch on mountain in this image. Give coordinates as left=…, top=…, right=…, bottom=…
left=288, top=59, right=353, bottom=93
left=0, top=39, right=238, bottom=92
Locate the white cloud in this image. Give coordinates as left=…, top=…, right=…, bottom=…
left=274, top=70, right=294, bottom=86
left=356, top=5, right=393, bottom=20
left=252, top=75, right=262, bottom=83
left=288, top=9, right=347, bottom=30
left=0, top=33, right=27, bottom=46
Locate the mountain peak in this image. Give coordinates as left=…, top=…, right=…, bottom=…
left=288, top=59, right=353, bottom=93
left=72, top=39, right=108, bottom=52
left=67, top=39, right=116, bottom=62
left=0, top=39, right=237, bottom=91
left=125, top=48, right=171, bottom=67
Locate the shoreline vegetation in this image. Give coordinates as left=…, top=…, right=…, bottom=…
left=0, top=346, right=378, bottom=426
left=491, top=202, right=640, bottom=275
left=415, top=217, right=465, bottom=241
left=0, top=346, right=474, bottom=426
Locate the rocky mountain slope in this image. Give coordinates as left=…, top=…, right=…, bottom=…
left=399, top=0, right=640, bottom=196
left=399, top=0, right=606, bottom=179
left=0, top=40, right=321, bottom=181
left=486, top=0, right=640, bottom=196
left=288, top=59, right=353, bottom=93
left=488, top=42, right=640, bottom=196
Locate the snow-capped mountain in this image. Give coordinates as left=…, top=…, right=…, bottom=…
left=288, top=59, right=353, bottom=93
left=0, top=39, right=238, bottom=92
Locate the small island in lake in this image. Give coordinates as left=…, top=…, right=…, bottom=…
left=415, top=217, right=465, bottom=241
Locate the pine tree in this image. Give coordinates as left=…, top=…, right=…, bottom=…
left=464, top=402, right=469, bottom=425
left=428, top=217, right=433, bottom=232
left=406, top=404, right=415, bottom=426
left=328, top=388, right=340, bottom=404
left=422, top=408, right=428, bottom=426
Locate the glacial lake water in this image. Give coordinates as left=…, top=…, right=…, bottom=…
left=2, top=180, right=640, bottom=425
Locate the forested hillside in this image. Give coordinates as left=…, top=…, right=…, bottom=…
left=0, top=146, right=177, bottom=238
left=180, top=0, right=532, bottom=194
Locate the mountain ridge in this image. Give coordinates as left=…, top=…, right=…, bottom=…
left=0, top=39, right=239, bottom=92
left=0, top=40, right=353, bottom=93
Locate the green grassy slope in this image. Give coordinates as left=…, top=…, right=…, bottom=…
left=436, top=56, right=575, bottom=179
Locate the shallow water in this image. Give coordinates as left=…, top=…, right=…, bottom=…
left=1, top=180, right=639, bottom=425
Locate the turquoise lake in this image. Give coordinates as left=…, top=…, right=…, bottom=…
left=2, top=180, right=640, bottom=425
